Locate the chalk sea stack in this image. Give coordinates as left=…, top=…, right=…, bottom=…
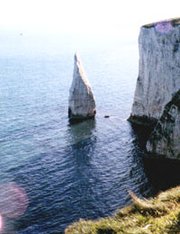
left=68, top=53, right=96, bottom=124
left=129, top=18, right=180, bottom=159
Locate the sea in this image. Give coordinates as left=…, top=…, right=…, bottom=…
left=0, top=31, right=180, bottom=233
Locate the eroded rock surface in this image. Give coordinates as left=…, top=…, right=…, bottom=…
left=129, top=18, right=180, bottom=126
left=68, top=53, right=96, bottom=123
left=128, top=18, right=180, bottom=159
left=146, top=90, right=180, bottom=159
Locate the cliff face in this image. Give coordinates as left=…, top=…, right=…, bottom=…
left=129, top=18, right=180, bottom=125
left=129, top=18, right=180, bottom=159
left=146, top=90, right=180, bottom=159
left=68, top=53, right=96, bottom=123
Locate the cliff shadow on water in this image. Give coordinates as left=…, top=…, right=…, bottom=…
left=129, top=122, right=180, bottom=195
left=143, top=156, right=180, bottom=193
left=128, top=122, right=155, bottom=149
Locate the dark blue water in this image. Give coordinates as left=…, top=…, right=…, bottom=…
left=0, top=35, right=166, bottom=233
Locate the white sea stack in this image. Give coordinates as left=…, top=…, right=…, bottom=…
left=146, top=90, right=180, bottom=159
left=68, top=53, right=96, bottom=123
left=129, top=18, right=180, bottom=126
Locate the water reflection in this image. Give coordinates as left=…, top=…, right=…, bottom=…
left=67, top=119, right=97, bottom=173
left=68, top=119, right=96, bottom=145
left=66, top=119, right=98, bottom=219
left=67, top=119, right=97, bottom=179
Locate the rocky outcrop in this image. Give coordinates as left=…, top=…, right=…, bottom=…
left=128, top=18, right=180, bottom=159
left=129, top=18, right=180, bottom=126
left=68, top=53, right=96, bottom=123
left=146, top=90, right=180, bottom=159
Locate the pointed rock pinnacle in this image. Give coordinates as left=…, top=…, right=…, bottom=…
left=68, top=53, right=96, bottom=123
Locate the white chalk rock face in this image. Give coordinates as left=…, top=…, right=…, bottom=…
left=68, top=53, right=96, bottom=123
left=129, top=18, right=180, bottom=125
left=146, top=90, right=180, bottom=159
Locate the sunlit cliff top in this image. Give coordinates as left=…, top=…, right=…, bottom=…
left=143, top=17, right=180, bottom=28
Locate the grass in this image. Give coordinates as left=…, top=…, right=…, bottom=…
left=65, top=186, right=180, bottom=234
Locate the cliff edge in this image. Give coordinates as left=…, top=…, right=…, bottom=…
left=65, top=186, right=180, bottom=234
left=129, top=18, right=180, bottom=159
left=129, top=18, right=180, bottom=126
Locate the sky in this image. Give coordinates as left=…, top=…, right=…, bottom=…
left=0, top=0, right=179, bottom=36
left=0, top=0, right=179, bottom=56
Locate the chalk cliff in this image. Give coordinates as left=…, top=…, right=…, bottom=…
left=68, top=53, right=96, bottom=123
left=129, top=18, right=180, bottom=159
left=146, top=90, right=180, bottom=159
left=129, top=18, right=180, bottom=126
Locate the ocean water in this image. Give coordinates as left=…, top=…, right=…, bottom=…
left=0, top=33, right=179, bottom=233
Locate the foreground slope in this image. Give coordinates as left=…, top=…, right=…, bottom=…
left=65, top=186, right=180, bottom=234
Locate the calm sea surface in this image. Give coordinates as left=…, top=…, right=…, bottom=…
left=0, top=33, right=179, bottom=233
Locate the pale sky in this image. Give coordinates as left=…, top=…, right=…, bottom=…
left=0, top=0, right=179, bottom=36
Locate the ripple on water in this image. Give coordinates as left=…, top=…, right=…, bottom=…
left=0, top=50, right=178, bottom=233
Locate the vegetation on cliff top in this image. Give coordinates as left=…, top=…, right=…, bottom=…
left=65, top=186, right=180, bottom=234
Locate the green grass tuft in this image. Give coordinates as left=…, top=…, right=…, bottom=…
left=65, top=186, right=180, bottom=234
